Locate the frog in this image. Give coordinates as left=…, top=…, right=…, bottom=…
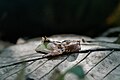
left=35, top=36, right=81, bottom=58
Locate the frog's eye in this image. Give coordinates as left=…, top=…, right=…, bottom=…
left=42, top=37, right=48, bottom=42
left=42, top=37, right=51, bottom=43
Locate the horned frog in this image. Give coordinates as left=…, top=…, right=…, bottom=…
left=35, top=37, right=81, bottom=57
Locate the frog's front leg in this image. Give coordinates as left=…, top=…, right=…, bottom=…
left=42, top=49, right=63, bottom=57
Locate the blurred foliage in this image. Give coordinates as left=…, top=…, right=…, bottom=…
left=106, top=2, right=120, bottom=26
left=114, top=34, right=120, bottom=44
left=49, top=68, right=61, bottom=80
left=15, top=60, right=26, bottom=80
left=0, top=0, right=119, bottom=42
left=57, top=65, right=87, bottom=80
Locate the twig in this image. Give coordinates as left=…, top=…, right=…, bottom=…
left=0, top=57, right=45, bottom=69
left=84, top=40, right=114, bottom=44
left=0, top=48, right=120, bottom=69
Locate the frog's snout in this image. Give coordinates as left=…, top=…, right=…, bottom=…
left=35, top=46, right=48, bottom=54
left=35, top=46, right=40, bottom=52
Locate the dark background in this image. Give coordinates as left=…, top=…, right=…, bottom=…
left=0, top=0, right=119, bottom=43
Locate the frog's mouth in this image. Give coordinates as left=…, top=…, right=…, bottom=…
left=35, top=46, right=48, bottom=54
left=35, top=50, right=48, bottom=54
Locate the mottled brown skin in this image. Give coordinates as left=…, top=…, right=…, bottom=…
left=62, top=40, right=81, bottom=52
left=35, top=37, right=81, bottom=57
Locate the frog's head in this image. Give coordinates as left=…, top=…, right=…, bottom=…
left=35, top=37, right=51, bottom=54
left=42, top=36, right=50, bottom=43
